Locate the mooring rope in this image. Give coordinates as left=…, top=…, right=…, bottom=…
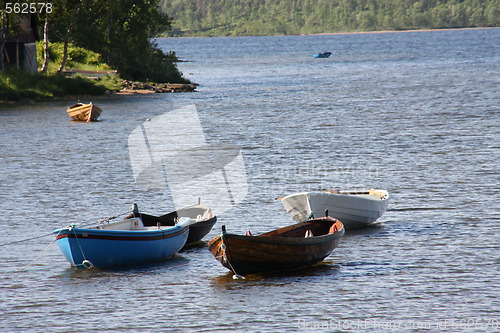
left=15, top=229, right=63, bottom=272
left=72, top=226, right=88, bottom=266
left=3, top=209, right=134, bottom=272
left=15, top=245, right=224, bottom=273
left=0, top=210, right=132, bottom=248
left=223, top=254, right=245, bottom=279
left=0, top=233, right=54, bottom=247
left=96, top=210, right=132, bottom=225
left=8, top=205, right=246, bottom=277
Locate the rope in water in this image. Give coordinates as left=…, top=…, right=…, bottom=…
left=14, top=236, right=227, bottom=274
left=15, top=229, right=63, bottom=272
left=5, top=210, right=133, bottom=271
left=0, top=210, right=132, bottom=247
left=72, top=226, right=88, bottom=267
left=0, top=232, right=54, bottom=247
left=9, top=210, right=245, bottom=278
left=223, top=255, right=246, bottom=280
left=223, top=254, right=245, bottom=279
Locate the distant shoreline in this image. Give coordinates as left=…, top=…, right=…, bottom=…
left=310, top=26, right=498, bottom=36
left=165, top=26, right=498, bottom=38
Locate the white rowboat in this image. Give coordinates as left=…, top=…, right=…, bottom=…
left=280, top=189, right=389, bottom=229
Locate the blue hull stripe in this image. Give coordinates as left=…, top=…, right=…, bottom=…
left=56, top=228, right=187, bottom=241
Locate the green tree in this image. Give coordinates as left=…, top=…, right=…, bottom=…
left=43, top=0, right=185, bottom=82
left=159, top=0, right=500, bottom=36
left=73, top=0, right=182, bottom=81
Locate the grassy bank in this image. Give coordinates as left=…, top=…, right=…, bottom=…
left=1, top=43, right=121, bottom=102
left=35, top=42, right=115, bottom=74
left=0, top=42, right=191, bottom=102
left=0, top=69, right=114, bottom=101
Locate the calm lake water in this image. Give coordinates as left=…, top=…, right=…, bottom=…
left=1, top=28, right=499, bottom=332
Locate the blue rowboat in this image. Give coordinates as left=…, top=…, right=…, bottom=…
left=312, top=52, right=332, bottom=58
left=53, top=217, right=191, bottom=269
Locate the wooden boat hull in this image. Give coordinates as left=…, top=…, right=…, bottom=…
left=53, top=218, right=189, bottom=268
left=67, top=102, right=102, bottom=121
left=281, top=189, right=389, bottom=229
left=208, top=217, right=344, bottom=275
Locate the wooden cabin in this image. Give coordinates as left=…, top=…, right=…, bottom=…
left=2, top=14, right=39, bottom=73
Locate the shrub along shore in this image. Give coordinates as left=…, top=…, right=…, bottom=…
left=0, top=69, right=197, bottom=102
left=0, top=42, right=194, bottom=102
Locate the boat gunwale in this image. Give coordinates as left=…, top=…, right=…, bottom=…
left=54, top=226, right=189, bottom=242
left=219, top=229, right=343, bottom=246
left=189, top=216, right=217, bottom=227
left=210, top=218, right=345, bottom=247
left=282, top=190, right=389, bottom=202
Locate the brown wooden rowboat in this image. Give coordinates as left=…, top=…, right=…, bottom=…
left=67, top=102, right=102, bottom=121
left=208, top=216, right=344, bottom=275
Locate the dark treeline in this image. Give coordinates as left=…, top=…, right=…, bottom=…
left=160, top=0, right=499, bottom=36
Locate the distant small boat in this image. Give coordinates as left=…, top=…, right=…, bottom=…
left=208, top=216, right=344, bottom=275
left=280, top=189, right=389, bottom=229
left=67, top=102, right=102, bottom=121
left=313, top=52, right=332, bottom=58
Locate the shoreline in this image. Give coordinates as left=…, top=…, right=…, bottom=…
left=165, top=26, right=498, bottom=38
left=310, top=26, right=498, bottom=36
left=117, top=81, right=197, bottom=94
left=0, top=82, right=198, bottom=104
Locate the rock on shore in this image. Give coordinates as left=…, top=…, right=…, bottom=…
left=120, top=80, right=198, bottom=93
